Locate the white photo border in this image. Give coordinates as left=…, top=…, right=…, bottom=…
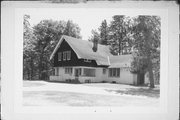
left=1, top=1, right=179, bottom=120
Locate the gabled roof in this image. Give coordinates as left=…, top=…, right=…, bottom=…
left=50, top=35, right=112, bottom=66
left=50, top=35, right=133, bottom=67
left=109, top=54, right=133, bottom=68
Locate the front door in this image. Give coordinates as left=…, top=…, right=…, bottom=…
left=75, top=68, right=81, bottom=82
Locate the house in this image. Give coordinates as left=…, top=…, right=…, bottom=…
left=49, top=35, right=148, bottom=85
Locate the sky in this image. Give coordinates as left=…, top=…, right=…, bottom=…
left=26, top=8, right=136, bottom=40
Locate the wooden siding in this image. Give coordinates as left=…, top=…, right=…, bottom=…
left=53, top=39, right=107, bottom=67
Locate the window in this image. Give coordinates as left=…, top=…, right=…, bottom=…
left=67, top=51, right=71, bottom=60
left=63, top=51, right=67, bottom=60
left=103, top=68, right=106, bottom=74
left=109, top=68, right=120, bottom=77
left=84, top=59, right=91, bottom=62
left=63, top=51, right=71, bottom=61
left=79, top=68, right=82, bottom=75
left=55, top=68, right=59, bottom=76
left=75, top=68, right=81, bottom=77
left=58, top=52, right=62, bottom=61
left=117, top=68, right=120, bottom=76
left=65, top=67, right=73, bottom=74
left=51, top=68, right=55, bottom=76
left=113, top=68, right=116, bottom=76
left=109, top=69, right=112, bottom=77
left=83, top=68, right=95, bottom=77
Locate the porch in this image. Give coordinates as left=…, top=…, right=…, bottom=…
left=49, top=66, right=106, bottom=83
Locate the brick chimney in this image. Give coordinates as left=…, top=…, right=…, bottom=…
left=92, top=39, right=98, bottom=52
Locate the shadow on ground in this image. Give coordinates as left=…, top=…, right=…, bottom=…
left=23, top=81, right=45, bottom=87
left=47, top=80, right=81, bottom=84
left=105, top=87, right=160, bottom=98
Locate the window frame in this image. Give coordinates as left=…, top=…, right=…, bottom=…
left=62, top=51, right=71, bottom=61
left=63, top=51, right=67, bottom=61
left=109, top=68, right=120, bottom=77
left=55, top=67, right=59, bottom=76
left=65, top=67, right=73, bottom=74
left=83, top=68, right=96, bottom=77
left=58, top=52, right=62, bottom=61
left=67, top=51, right=71, bottom=60
left=103, top=68, right=106, bottom=74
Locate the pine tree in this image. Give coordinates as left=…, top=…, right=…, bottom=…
left=23, top=15, right=36, bottom=80
left=63, top=20, right=81, bottom=39
left=88, top=29, right=101, bottom=43
left=109, top=15, right=130, bottom=55
left=131, top=16, right=160, bottom=88
left=98, top=20, right=109, bottom=45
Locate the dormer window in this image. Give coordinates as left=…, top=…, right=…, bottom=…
left=58, top=52, right=62, bottom=61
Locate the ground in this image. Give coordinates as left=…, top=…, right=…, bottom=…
left=23, top=80, right=160, bottom=107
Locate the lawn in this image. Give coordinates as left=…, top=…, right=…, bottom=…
left=23, top=81, right=160, bottom=107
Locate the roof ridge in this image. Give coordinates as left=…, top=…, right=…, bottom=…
left=63, top=35, right=109, bottom=48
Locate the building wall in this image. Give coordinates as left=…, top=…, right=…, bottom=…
left=50, top=66, right=138, bottom=85
left=50, top=66, right=106, bottom=82
left=106, top=68, right=137, bottom=85
left=50, top=67, right=75, bottom=81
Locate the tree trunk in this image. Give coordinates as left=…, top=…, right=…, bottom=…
left=27, top=69, right=30, bottom=80
left=30, top=57, right=34, bottom=80
left=38, top=50, right=44, bottom=80
left=148, top=59, right=155, bottom=88
left=38, top=59, right=42, bottom=80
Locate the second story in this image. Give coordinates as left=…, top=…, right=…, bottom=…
left=50, top=35, right=111, bottom=67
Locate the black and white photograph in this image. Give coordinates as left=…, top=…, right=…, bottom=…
left=1, top=1, right=179, bottom=120
left=23, top=8, right=161, bottom=107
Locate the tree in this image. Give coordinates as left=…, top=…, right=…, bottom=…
left=108, top=15, right=131, bottom=55
left=63, top=20, right=81, bottom=39
left=88, top=29, right=101, bottom=43
left=23, top=18, right=81, bottom=80
left=98, top=20, right=109, bottom=45
left=23, top=15, right=36, bottom=80
left=131, top=16, right=160, bottom=88
left=32, top=19, right=81, bottom=80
